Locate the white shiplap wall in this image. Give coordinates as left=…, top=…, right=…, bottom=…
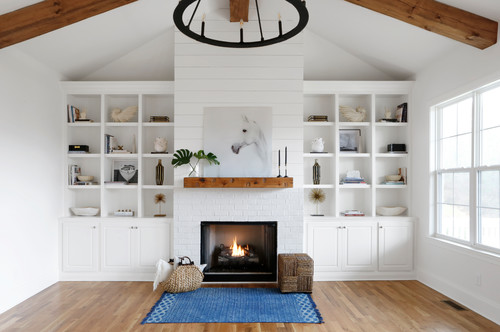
left=173, top=21, right=305, bottom=259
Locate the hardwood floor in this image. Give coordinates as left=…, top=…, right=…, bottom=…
left=0, top=281, right=498, bottom=331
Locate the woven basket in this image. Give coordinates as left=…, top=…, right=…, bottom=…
left=161, top=257, right=204, bottom=293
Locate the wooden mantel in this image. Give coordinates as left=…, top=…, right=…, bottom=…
left=184, top=177, right=293, bottom=188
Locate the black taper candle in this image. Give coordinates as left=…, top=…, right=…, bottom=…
left=278, top=14, right=283, bottom=36
left=240, top=19, right=244, bottom=43
left=279, top=149, right=281, bottom=166
left=285, top=146, right=287, bottom=165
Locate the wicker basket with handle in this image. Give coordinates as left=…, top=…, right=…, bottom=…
left=161, top=256, right=204, bottom=293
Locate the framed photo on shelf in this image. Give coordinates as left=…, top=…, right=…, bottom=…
left=112, top=160, right=138, bottom=183
left=339, top=129, right=361, bottom=153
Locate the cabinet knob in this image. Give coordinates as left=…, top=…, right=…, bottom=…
left=343, top=226, right=346, bottom=229
left=92, top=226, right=96, bottom=229
left=337, top=226, right=342, bottom=229
left=379, top=226, right=383, bottom=229
left=130, top=226, right=134, bottom=229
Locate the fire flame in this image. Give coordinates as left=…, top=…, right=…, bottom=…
left=230, top=237, right=246, bottom=257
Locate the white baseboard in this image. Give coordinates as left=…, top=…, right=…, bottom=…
left=313, top=271, right=416, bottom=281
left=59, top=272, right=154, bottom=281
left=418, top=268, right=500, bottom=325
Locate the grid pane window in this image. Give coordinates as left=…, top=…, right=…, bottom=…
left=439, top=97, right=472, bottom=169
left=478, top=171, right=500, bottom=249
left=435, top=82, right=500, bottom=253
left=438, top=172, right=470, bottom=241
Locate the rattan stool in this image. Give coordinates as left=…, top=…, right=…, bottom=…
left=278, top=253, right=314, bottom=293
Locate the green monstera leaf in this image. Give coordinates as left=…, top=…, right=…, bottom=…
left=171, top=149, right=194, bottom=167
left=193, top=150, right=220, bottom=165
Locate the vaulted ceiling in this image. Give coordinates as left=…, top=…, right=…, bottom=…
left=1, top=0, right=499, bottom=81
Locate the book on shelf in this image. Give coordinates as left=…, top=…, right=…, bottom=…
left=340, top=177, right=366, bottom=185
left=307, top=115, right=328, bottom=122
left=67, top=105, right=80, bottom=123
left=68, top=165, right=81, bottom=185
left=150, top=115, right=170, bottom=122
left=341, top=210, right=365, bottom=216
left=110, top=150, right=132, bottom=154
left=74, top=181, right=98, bottom=185
left=381, top=181, right=405, bottom=185
left=104, top=134, right=117, bottom=154
left=398, top=102, right=408, bottom=123
left=104, top=181, right=129, bottom=185
left=68, top=151, right=89, bottom=154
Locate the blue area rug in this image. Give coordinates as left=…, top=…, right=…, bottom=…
left=142, top=288, right=323, bottom=324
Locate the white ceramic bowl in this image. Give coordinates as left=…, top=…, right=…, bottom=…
left=385, top=174, right=401, bottom=181
left=376, top=206, right=407, bottom=216
left=77, top=175, right=94, bottom=182
left=71, top=207, right=99, bottom=216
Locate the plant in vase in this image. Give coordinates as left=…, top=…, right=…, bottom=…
left=171, top=149, right=220, bottom=177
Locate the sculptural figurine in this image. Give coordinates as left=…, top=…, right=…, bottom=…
left=154, top=137, right=168, bottom=153
left=311, top=138, right=325, bottom=153
left=111, top=106, right=138, bottom=122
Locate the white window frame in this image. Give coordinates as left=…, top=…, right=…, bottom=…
left=434, top=81, right=500, bottom=256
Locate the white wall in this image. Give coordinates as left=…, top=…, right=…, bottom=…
left=412, top=35, right=500, bottom=324
left=173, top=19, right=305, bottom=260
left=0, top=48, right=63, bottom=314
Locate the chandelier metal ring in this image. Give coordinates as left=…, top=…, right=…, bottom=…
left=173, top=0, right=309, bottom=48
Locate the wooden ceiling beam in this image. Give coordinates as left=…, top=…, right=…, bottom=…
left=230, top=0, right=250, bottom=22
left=0, top=0, right=137, bottom=49
left=344, top=0, right=498, bottom=49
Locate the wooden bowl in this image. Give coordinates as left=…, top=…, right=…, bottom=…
left=77, top=175, right=94, bottom=182
left=385, top=174, right=401, bottom=182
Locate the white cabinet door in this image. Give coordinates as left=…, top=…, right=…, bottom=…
left=378, top=220, right=413, bottom=271
left=342, top=221, right=377, bottom=272
left=307, top=222, right=342, bottom=272
left=62, top=221, right=98, bottom=272
left=135, top=222, right=170, bottom=272
left=101, top=222, right=134, bottom=271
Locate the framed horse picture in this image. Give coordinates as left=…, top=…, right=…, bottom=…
left=204, top=107, right=273, bottom=177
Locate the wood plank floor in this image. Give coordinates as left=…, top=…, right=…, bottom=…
left=0, top=281, right=498, bottom=331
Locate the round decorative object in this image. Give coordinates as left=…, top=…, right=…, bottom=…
left=376, top=206, right=407, bottom=216
left=173, top=0, right=309, bottom=48
left=311, top=138, right=324, bottom=153
left=154, top=137, right=168, bottom=153
left=77, top=175, right=94, bottom=182
left=71, top=207, right=99, bottom=216
left=385, top=174, right=402, bottom=181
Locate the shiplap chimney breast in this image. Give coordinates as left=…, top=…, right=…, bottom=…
left=173, top=17, right=305, bottom=261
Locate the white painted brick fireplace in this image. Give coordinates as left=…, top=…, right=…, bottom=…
left=173, top=16, right=305, bottom=262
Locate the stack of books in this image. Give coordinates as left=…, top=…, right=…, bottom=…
left=68, top=165, right=81, bottom=185
left=341, top=210, right=365, bottom=216
left=104, top=134, right=116, bottom=154
left=74, top=181, right=98, bottom=186
left=340, top=177, right=367, bottom=185
left=382, top=180, right=405, bottom=185
left=307, top=115, right=328, bottom=122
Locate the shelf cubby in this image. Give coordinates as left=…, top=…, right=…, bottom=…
left=62, top=82, right=175, bottom=218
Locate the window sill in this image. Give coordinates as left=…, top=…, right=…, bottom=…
left=426, top=236, right=500, bottom=265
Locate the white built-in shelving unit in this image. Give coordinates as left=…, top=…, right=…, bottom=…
left=62, top=82, right=175, bottom=219
left=303, top=81, right=413, bottom=218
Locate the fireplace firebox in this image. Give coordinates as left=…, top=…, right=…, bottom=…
left=200, top=221, right=277, bottom=282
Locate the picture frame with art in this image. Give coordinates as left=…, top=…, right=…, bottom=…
left=112, top=160, right=138, bottom=183
left=339, top=129, right=362, bottom=153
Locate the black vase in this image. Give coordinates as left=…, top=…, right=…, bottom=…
left=313, top=159, right=320, bottom=185
left=156, top=159, right=164, bottom=185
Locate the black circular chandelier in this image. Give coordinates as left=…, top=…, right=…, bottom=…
left=173, top=0, right=309, bottom=48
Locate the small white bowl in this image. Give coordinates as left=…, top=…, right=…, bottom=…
left=71, top=207, right=99, bottom=216
left=77, top=175, right=94, bottom=182
left=376, top=206, right=407, bottom=216
left=385, top=174, right=401, bottom=181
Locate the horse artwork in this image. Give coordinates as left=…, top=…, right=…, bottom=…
left=204, top=107, right=272, bottom=177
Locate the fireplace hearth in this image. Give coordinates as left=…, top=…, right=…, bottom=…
left=200, top=221, right=277, bottom=282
